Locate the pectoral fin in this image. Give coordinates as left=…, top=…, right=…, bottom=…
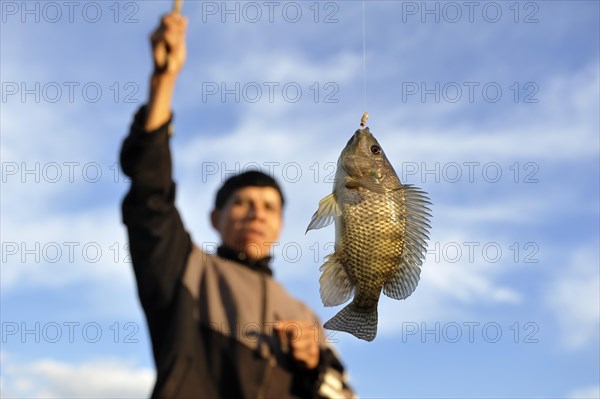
left=306, top=193, right=341, bottom=232
left=358, top=174, right=403, bottom=194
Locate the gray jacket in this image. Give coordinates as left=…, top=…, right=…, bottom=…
left=120, top=106, right=354, bottom=398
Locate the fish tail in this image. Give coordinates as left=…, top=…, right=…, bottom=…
left=324, top=304, right=378, bottom=342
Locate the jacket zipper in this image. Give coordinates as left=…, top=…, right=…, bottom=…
left=256, top=274, right=273, bottom=399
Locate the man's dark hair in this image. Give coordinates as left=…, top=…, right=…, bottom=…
left=215, top=171, right=285, bottom=210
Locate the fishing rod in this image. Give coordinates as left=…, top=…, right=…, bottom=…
left=155, top=0, right=183, bottom=72
left=173, top=0, right=182, bottom=14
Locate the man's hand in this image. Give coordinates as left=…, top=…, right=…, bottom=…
left=275, top=321, right=321, bottom=370
left=145, top=12, right=188, bottom=131
left=151, top=12, right=188, bottom=76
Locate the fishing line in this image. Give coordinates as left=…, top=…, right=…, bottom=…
left=360, top=0, right=369, bottom=128
left=362, top=0, right=367, bottom=111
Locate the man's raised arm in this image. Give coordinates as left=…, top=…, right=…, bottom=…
left=120, top=12, right=190, bottom=315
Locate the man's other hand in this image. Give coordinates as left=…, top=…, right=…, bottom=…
left=275, top=320, right=321, bottom=370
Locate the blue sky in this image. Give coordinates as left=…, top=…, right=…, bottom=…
left=1, top=0, right=599, bottom=397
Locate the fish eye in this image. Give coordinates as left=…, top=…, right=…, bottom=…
left=370, top=145, right=381, bottom=155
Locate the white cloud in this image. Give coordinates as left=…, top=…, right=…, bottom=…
left=546, top=243, right=600, bottom=350
left=567, top=385, right=600, bottom=399
left=204, top=50, right=360, bottom=85
left=0, top=204, right=144, bottom=320
left=373, top=61, right=600, bottom=163
left=1, top=353, right=154, bottom=398
left=374, top=232, right=523, bottom=337
left=1, top=207, right=131, bottom=290
left=434, top=200, right=551, bottom=226
left=423, top=254, right=522, bottom=306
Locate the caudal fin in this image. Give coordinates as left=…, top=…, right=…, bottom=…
left=324, top=304, right=378, bottom=342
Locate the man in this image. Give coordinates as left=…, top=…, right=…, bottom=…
left=120, top=11, right=354, bottom=398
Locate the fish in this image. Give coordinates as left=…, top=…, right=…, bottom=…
left=306, top=127, right=432, bottom=341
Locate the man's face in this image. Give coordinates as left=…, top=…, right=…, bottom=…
left=211, top=186, right=283, bottom=261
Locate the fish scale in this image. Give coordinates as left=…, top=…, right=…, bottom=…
left=341, top=190, right=404, bottom=307
left=307, top=127, right=432, bottom=341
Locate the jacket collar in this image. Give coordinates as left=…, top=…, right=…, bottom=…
left=217, top=245, right=274, bottom=277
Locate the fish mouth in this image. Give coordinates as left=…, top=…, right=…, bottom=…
left=340, top=129, right=373, bottom=177
left=346, top=129, right=373, bottom=149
